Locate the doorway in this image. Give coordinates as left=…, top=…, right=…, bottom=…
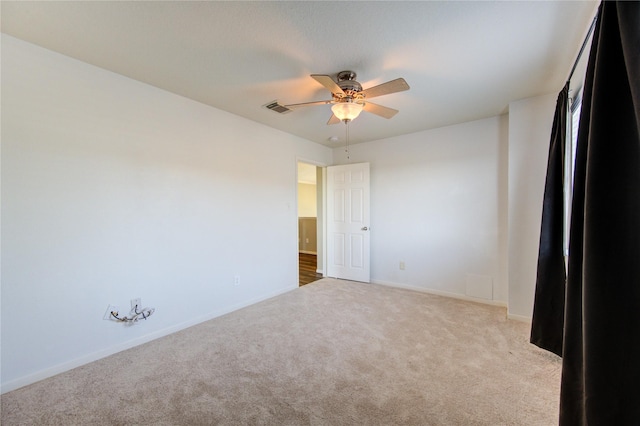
left=297, top=161, right=324, bottom=286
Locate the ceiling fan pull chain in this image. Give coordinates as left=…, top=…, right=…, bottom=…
left=345, top=121, right=351, bottom=162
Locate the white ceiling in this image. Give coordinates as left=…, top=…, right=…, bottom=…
left=1, top=1, right=598, bottom=147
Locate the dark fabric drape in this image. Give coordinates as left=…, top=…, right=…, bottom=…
left=530, top=83, right=569, bottom=357
left=560, top=2, right=640, bottom=425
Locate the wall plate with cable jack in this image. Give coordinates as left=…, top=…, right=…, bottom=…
left=104, top=305, right=120, bottom=320
left=104, top=300, right=155, bottom=323
left=131, top=298, right=141, bottom=312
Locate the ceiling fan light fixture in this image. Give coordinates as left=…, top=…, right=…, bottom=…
left=331, top=102, right=363, bottom=122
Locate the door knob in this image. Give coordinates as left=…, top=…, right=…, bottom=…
left=361, top=226, right=369, bottom=231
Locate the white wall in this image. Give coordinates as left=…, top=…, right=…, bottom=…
left=330, top=96, right=556, bottom=318
left=333, top=116, right=509, bottom=304
left=0, top=35, right=331, bottom=392
left=507, top=93, right=556, bottom=319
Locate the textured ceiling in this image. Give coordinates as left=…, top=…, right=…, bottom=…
left=1, top=1, right=598, bottom=147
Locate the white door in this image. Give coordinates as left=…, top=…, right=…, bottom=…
left=326, top=162, right=370, bottom=282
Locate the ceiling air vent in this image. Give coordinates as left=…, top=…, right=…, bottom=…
left=264, top=101, right=291, bottom=114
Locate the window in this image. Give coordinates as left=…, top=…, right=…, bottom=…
left=563, top=89, right=583, bottom=257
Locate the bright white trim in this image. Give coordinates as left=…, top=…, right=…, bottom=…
left=295, top=157, right=328, bottom=169
left=371, top=279, right=508, bottom=308
left=507, top=312, right=532, bottom=323
left=0, top=286, right=296, bottom=394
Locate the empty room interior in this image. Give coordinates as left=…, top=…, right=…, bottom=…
left=4, top=1, right=637, bottom=424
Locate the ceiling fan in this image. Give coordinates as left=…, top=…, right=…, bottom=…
left=269, top=71, right=410, bottom=125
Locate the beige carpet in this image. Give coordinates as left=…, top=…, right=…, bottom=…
left=1, top=278, right=561, bottom=425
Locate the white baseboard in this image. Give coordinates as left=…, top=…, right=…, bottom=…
left=507, top=312, right=532, bottom=323
left=1, top=285, right=296, bottom=394
left=372, top=279, right=534, bottom=322
left=2, top=281, right=529, bottom=394
left=299, top=250, right=317, bottom=255
left=371, top=279, right=508, bottom=308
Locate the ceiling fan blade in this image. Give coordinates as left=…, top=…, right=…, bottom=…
left=284, top=100, right=332, bottom=109
left=363, top=102, right=399, bottom=119
left=327, top=114, right=341, bottom=125
left=361, top=78, right=410, bottom=99
left=311, top=74, right=346, bottom=96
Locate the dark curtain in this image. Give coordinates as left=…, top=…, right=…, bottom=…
left=560, top=2, right=640, bottom=425
left=530, top=83, right=569, bottom=357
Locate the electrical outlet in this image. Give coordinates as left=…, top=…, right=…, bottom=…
left=234, top=276, right=240, bottom=286
left=104, top=304, right=120, bottom=320
left=131, top=298, right=141, bottom=312
left=399, top=261, right=406, bottom=270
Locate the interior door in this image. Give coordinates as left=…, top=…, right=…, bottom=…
left=326, top=162, right=370, bottom=283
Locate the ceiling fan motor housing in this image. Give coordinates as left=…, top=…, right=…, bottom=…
left=336, top=70, right=357, bottom=81
left=337, top=71, right=364, bottom=102
left=335, top=71, right=363, bottom=102
left=337, top=81, right=363, bottom=94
